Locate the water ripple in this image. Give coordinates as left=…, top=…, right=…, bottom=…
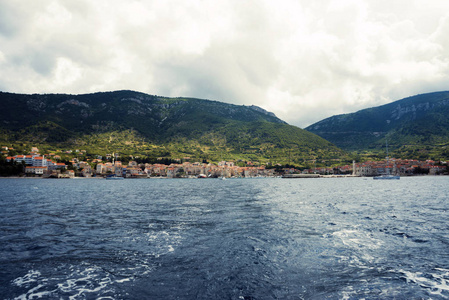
left=1, top=177, right=448, bottom=299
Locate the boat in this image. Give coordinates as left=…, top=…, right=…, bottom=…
left=373, top=174, right=400, bottom=180
left=373, top=140, right=400, bottom=180
left=106, top=174, right=124, bottom=180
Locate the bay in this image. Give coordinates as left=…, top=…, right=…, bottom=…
left=1, top=177, right=448, bottom=299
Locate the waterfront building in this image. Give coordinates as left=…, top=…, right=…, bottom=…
left=25, top=166, right=48, bottom=175
left=32, top=156, right=47, bottom=167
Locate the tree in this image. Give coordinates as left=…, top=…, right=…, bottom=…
left=176, top=168, right=185, bottom=178
left=0, top=158, right=24, bottom=176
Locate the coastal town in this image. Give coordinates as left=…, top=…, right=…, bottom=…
left=2, top=146, right=447, bottom=178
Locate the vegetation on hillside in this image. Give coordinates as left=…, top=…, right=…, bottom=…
left=0, top=90, right=349, bottom=168
left=306, top=91, right=449, bottom=160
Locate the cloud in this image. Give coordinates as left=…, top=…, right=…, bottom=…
left=0, top=0, right=449, bottom=127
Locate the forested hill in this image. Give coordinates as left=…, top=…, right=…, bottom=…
left=305, top=91, right=449, bottom=160
left=0, top=90, right=345, bottom=164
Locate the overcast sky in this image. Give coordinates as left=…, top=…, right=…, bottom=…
left=1, top=0, right=449, bottom=127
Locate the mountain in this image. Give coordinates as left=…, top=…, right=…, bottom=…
left=0, top=90, right=345, bottom=164
left=305, top=91, right=449, bottom=160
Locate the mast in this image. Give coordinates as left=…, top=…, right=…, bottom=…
left=385, top=139, right=390, bottom=175
left=385, top=140, right=389, bottom=161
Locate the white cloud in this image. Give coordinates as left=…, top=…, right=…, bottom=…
left=53, top=57, right=82, bottom=87
left=1, top=0, right=449, bottom=127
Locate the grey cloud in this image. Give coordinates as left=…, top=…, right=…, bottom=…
left=0, top=2, right=28, bottom=37
left=1, top=0, right=449, bottom=128
left=29, top=51, right=57, bottom=75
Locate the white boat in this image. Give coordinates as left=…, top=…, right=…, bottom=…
left=374, top=140, right=400, bottom=180
left=373, top=174, right=400, bottom=180
left=106, top=174, right=124, bottom=180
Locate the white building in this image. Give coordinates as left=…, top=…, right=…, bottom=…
left=32, top=156, right=48, bottom=167
left=25, top=166, right=47, bottom=175
left=13, top=155, right=34, bottom=165
left=355, top=164, right=374, bottom=176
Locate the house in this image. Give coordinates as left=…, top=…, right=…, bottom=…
left=126, top=166, right=146, bottom=177
left=25, top=166, right=48, bottom=175
left=166, top=167, right=176, bottom=178
left=79, top=162, right=90, bottom=169
left=96, top=163, right=115, bottom=175
left=65, top=170, right=75, bottom=178
left=128, top=161, right=138, bottom=167
left=96, top=163, right=106, bottom=174
left=81, top=167, right=93, bottom=177
left=355, top=164, right=374, bottom=177
left=55, top=163, right=66, bottom=169
left=145, top=164, right=167, bottom=177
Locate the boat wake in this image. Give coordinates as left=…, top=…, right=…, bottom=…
left=399, top=268, right=449, bottom=298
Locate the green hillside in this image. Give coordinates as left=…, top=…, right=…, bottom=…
left=0, top=90, right=346, bottom=166
left=305, top=91, right=449, bottom=160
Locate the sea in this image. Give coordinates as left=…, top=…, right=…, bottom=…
left=1, top=176, right=448, bottom=299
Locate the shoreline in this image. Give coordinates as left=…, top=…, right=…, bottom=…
left=1, top=174, right=447, bottom=179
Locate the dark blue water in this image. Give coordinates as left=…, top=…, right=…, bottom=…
left=1, top=177, right=449, bottom=299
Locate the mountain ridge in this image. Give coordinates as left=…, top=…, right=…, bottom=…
left=0, top=90, right=345, bottom=165
left=305, top=91, right=449, bottom=160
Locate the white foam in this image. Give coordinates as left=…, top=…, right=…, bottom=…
left=340, top=285, right=356, bottom=300
left=14, top=284, right=53, bottom=300
left=144, top=229, right=182, bottom=255
left=12, top=270, right=54, bottom=300
left=12, top=270, right=42, bottom=287
left=332, top=229, right=384, bottom=250
left=11, top=263, right=141, bottom=299
left=330, top=228, right=386, bottom=269
left=400, top=269, right=449, bottom=297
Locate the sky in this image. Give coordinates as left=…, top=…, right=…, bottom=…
left=1, top=0, right=449, bottom=127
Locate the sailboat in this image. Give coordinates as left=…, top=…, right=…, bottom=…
left=373, top=140, right=400, bottom=180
